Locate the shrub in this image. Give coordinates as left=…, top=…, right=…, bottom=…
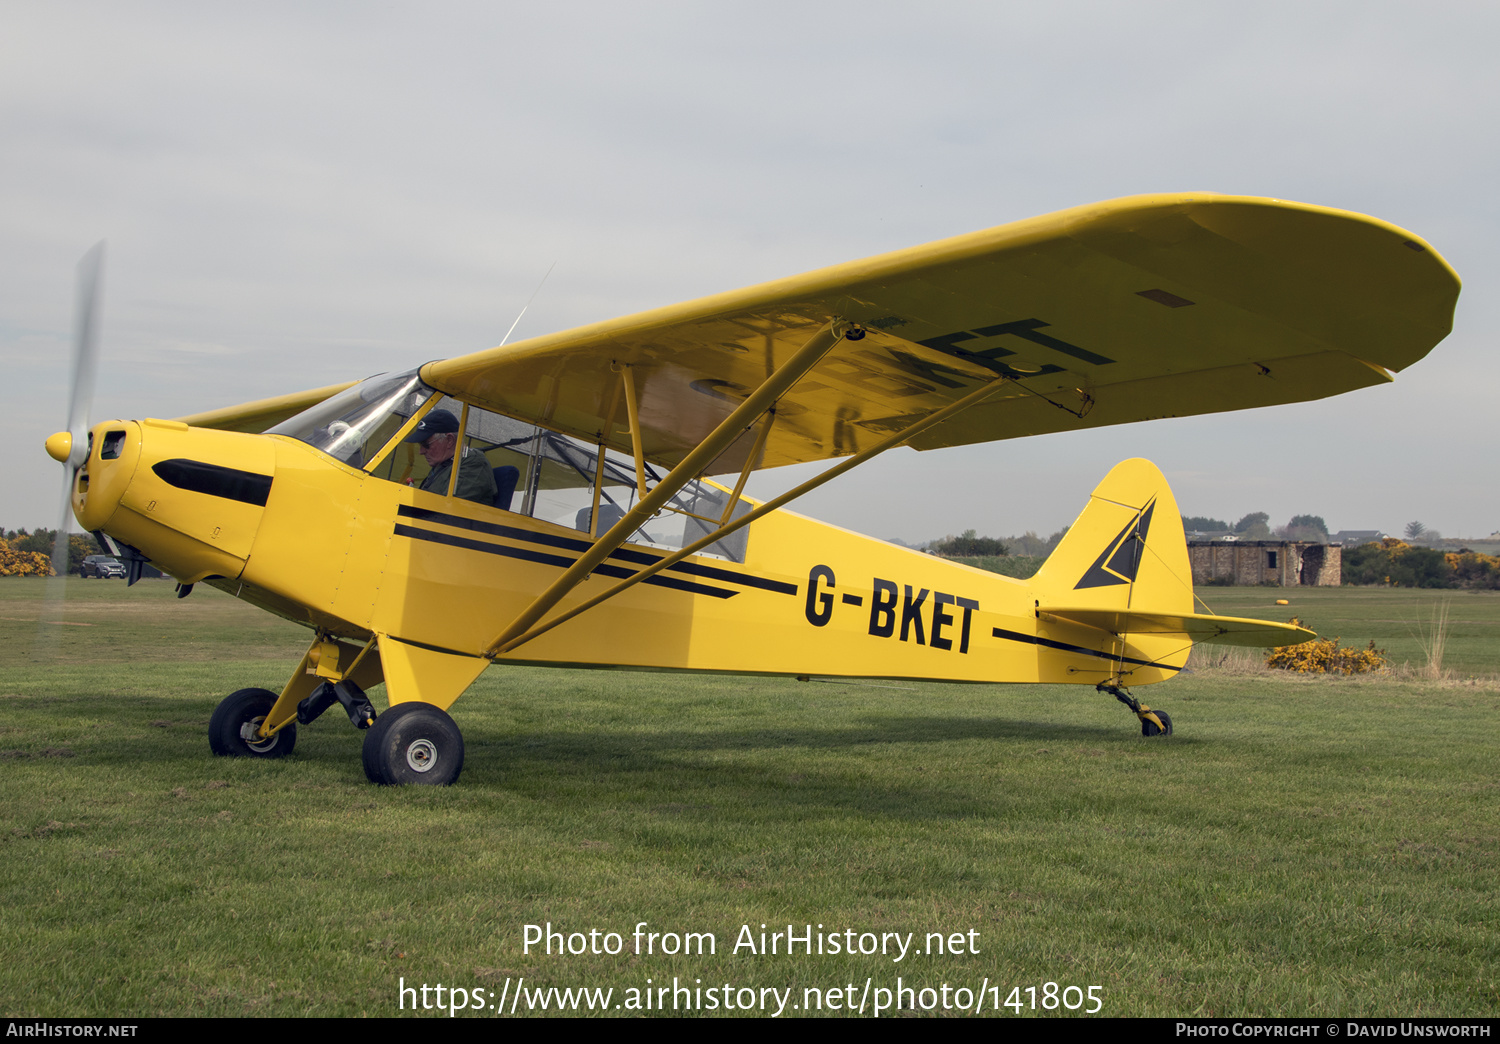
left=1446, top=551, right=1500, bottom=590
left=0, top=537, right=55, bottom=577
left=929, top=529, right=1007, bottom=557
left=1343, top=539, right=1457, bottom=588
left=1266, top=619, right=1387, bottom=674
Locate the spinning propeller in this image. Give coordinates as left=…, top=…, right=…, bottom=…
left=38, top=243, right=105, bottom=652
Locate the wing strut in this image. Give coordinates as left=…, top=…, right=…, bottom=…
left=619, top=362, right=650, bottom=499
left=491, top=371, right=1015, bottom=656
left=482, top=319, right=851, bottom=658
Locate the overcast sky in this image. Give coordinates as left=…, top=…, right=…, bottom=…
left=4, top=1, right=1496, bottom=542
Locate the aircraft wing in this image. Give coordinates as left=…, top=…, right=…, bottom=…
left=175, top=381, right=358, bottom=433
left=1040, top=607, right=1317, bottom=648
left=423, top=192, right=1459, bottom=474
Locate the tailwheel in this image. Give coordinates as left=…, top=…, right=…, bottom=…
left=1139, top=708, right=1172, bottom=737
left=361, top=702, right=464, bottom=786
left=209, top=688, right=296, bottom=758
left=1098, top=683, right=1173, bottom=738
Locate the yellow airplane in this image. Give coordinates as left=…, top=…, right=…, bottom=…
left=43, top=193, right=1459, bottom=785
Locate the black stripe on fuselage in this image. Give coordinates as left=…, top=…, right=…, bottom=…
left=392, top=523, right=737, bottom=599
left=989, top=626, right=1182, bottom=673
left=395, top=504, right=796, bottom=595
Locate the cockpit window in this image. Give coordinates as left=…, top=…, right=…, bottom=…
left=270, top=374, right=750, bottom=562
left=266, top=371, right=434, bottom=468
left=429, top=400, right=751, bottom=561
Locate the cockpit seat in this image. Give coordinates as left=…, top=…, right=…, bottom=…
left=493, top=466, right=520, bottom=511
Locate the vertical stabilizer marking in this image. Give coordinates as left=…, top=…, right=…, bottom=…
left=1074, top=498, right=1156, bottom=590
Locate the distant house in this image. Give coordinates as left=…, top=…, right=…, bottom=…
left=1184, top=529, right=1238, bottom=542
left=1188, top=540, right=1341, bottom=586
left=1329, top=530, right=1387, bottom=546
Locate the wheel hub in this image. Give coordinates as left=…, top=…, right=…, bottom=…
left=405, top=738, right=438, bottom=773
left=239, top=716, right=278, bottom=753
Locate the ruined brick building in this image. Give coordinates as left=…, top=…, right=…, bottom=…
left=1188, top=541, right=1342, bottom=586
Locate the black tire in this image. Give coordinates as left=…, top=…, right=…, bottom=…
left=361, top=702, right=464, bottom=786
left=209, top=688, right=296, bottom=758
left=1141, top=709, right=1173, bottom=737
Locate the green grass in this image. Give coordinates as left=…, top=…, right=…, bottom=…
left=1, top=578, right=1497, bottom=1017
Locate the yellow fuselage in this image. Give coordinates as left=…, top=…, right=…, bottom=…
left=71, top=418, right=1187, bottom=712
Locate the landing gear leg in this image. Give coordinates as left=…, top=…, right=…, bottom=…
left=1098, top=682, right=1173, bottom=737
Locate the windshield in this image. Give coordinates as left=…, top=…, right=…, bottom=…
left=266, top=371, right=434, bottom=468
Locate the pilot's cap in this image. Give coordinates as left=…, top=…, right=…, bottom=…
left=404, top=409, right=460, bottom=442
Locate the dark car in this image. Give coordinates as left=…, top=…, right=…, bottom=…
left=80, top=554, right=126, bottom=579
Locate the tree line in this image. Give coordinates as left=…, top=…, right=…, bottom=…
left=924, top=512, right=1336, bottom=559
left=1180, top=512, right=1331, bottom=542
left=923, top=522, right=1497, bottom=590
left=924, top=527, right=1072, bottom=559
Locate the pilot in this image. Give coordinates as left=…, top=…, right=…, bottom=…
left=404, top=409, right=497, bottom=505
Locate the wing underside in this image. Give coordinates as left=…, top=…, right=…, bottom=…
left=422, top=193, right=1459, bottom=474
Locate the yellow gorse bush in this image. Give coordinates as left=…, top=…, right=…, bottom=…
left=0, top=536, right=56, bottom=577
left=1445, top=550, right=1500, bottom=588
left=1265, top=617, right=1387, bottom=675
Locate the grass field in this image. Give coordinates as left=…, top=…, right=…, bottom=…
left=1, top=578, right=1496, bottom=1017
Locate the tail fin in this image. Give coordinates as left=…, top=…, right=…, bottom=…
left=1032, top=458, right=1193, bottom=616
left=1028, top=460, right=1315, bottom=689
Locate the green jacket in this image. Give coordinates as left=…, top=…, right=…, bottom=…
left=419, top=447, right=498, bottom=506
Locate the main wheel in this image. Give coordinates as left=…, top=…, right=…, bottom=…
left=361, top=702, right=464, bottom=786
left=209, top=688, right=296, bottom=758
left=1141, top=709, right=1173, bottom=737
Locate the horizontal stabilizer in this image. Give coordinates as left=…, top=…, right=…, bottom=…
left=1038, top=607, right=1316, bottom=648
